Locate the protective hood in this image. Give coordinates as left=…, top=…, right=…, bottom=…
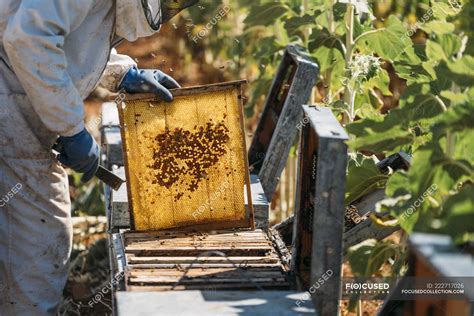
left=115, top=0, right=162, bottom=42
left=115, top=0, right=199, bottom=42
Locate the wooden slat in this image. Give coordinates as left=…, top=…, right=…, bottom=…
left=125, top=247, right=273, bottom=257
left=129, top=277, right=288, bottom=285
left=126, top=240, right=270, bottom=246
left=125, top=283, right=291, bottom=291
left=126, top=263, right=284, bottom=269
left=129, top=267, right=285, bottom=277
left=125, top=228, right=266, bottom=238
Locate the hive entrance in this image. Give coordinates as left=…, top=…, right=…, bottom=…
left=119, top=81, right=253, bottom=231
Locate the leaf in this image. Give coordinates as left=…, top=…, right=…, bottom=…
left=440, top=185, right=474, bottom=239
left=345, top=154, right=388, bottom=204
left=431, top=2, right=462, bottom=20
left=347, top=239, right=377, bottom=276
left=347, top=126, right=413, bottom=153
left=354, top=96, right=383, bottom=120
left=355, top=16, right=410, bottom=62
left=243, top=2, right=290, bottom=27
left=436, top=34, right=462, bottom=60
left=446, top=56, right=474, bottom=86
left=401, top=93, right=445, bottom=121
left=440, top=91, right=468, bottom=106
left=385, top=171, right=410, bottom=197
left=332, top=2, right=348, bottom=20
left=313, top=46, right=344, bottom=73
left=283, top=14, right=316, bottom=35
left=453, top=130, right=474, bottom=165
left=347, top=239, right=397, bottom=277
left=394, top=61, right=435, bottom=85
left=252, top=36, right=284, bottom=59
left=421, top=21, right=455, bottom=35
left=363, top=68, right=392, bottom=96
left=426, top=40, right=448, bottom=61
left=398, top=207, right=419, bottom=233
left=308, top=28, right=344, bottom=55
left=434, top=100, right=474, bottom=133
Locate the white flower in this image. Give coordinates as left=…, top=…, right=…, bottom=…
left=349, top=54, right=381, bottom=82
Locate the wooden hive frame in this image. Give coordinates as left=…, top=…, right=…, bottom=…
left=117, top=80, right=254, bottom=232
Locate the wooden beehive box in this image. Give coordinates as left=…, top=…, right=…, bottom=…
left=118, top=80, right=254, bottom=231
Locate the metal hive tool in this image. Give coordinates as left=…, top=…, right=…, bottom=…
left=118, top=80, right=254, bottom=231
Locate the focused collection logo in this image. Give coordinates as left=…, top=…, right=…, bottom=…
left=344, top=281, right=390, bottom=294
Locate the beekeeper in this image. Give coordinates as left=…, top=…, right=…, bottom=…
left=0, top=0, right=197, bottom=314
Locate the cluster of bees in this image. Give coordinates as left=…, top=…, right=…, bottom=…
left=148, top=119, right=230, bottom=202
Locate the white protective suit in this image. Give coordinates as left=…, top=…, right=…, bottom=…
left=0, top=0, right=163, bottom=314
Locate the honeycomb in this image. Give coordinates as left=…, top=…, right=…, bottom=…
left=120, top=85, right=252, bottom=231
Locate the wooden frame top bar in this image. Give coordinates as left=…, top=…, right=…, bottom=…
left=120, top=80, right=247, bottom=101
left=302, top=105, right=349, bottom=141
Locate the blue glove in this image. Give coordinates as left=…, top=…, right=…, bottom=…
left=57, top=129, right=100, bottom=183
left=119, top=66, right=181, bottom=102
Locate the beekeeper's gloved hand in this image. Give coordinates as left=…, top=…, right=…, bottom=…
left=119, top=66, right=181, bottom=102
left=57, top=129, right=100, bottom=183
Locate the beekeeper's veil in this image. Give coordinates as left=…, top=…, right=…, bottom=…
left=115, top=0, right=198, bottom=41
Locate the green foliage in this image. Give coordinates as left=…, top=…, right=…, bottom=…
left=187, top=0, right=473, bottom=302
left=243, top=2, right=290, bottom=27
left=355, top=16, right=411, bottom=62
left=345, top=154, right=388, bottom=204
left=347, top=239, right=406, bottom=277
left=70, top=172, right=105, bottom=217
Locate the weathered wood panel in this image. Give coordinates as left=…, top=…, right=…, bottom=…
left=292, top=105, right=348, bottom=316
left=248, top=45, right=319, bottom=201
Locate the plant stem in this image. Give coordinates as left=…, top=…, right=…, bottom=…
left=302, top=0, right=315, bottom=103
left=303, top=0, right=310, bottom=45
left=434, top=95, right=455, bottom=157
left=323, top=0, right=338, bottom=95
left=327, top=0, right=335, bottom=35
left=343, top=4, right=355, bottom=123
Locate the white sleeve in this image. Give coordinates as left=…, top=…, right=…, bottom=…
left=99, top=48, right=137, bottom=92
left=3, top=0, right=95, bottom=137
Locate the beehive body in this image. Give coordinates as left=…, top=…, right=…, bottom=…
left=119, top=82, right=252, bottom=231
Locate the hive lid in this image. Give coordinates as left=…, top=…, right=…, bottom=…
left=118, top=80, right=254, bottom=231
